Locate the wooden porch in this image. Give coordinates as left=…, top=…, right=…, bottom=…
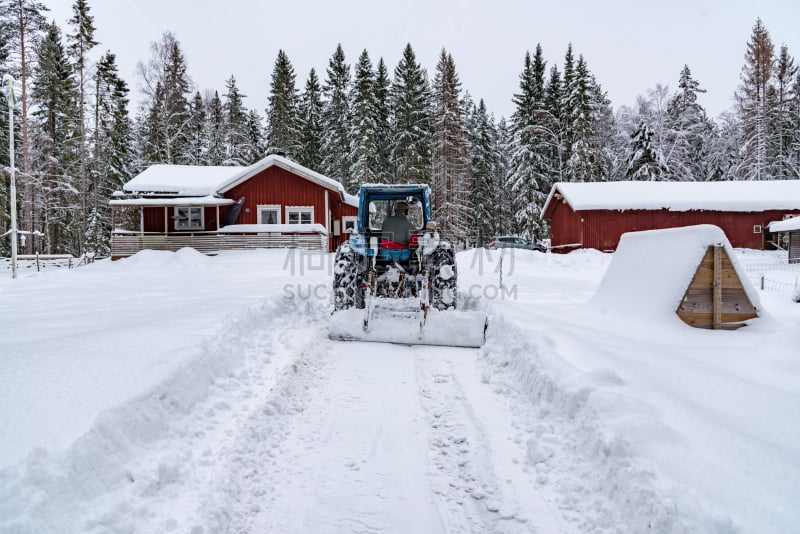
left=111, top=231, right=328, bottom=259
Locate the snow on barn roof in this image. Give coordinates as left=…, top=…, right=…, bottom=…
left=768, top=215, right=800, bottom=232
left=588, top=224, right=761, bottom=322
left=542, top=180, right=800, bottom=216
left=118, top=155, right=359, bottom=207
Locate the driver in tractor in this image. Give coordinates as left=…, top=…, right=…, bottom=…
left=380, top=200, right=417, bottom=248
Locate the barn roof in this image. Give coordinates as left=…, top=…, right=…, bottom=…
left=542, top=180, right=800, bottom=218
left=119, top=155, right=359, bottom=207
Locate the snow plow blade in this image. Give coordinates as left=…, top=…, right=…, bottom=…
left=329, top=308, right=488, bottom=348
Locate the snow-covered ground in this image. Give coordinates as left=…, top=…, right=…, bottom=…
left=0, top=243, right=798, bottom=533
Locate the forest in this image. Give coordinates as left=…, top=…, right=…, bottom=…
left=0, top=0, right=798, bottom=256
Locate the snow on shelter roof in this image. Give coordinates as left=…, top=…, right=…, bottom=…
left=769, top=215, right=800, bottom=232
left=542, top=180, right=800, bottom=216
left=118, top=155, right=359, bottom=207
left=589, top=224, right=761, bottom=322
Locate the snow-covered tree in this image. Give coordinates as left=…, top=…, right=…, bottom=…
left=321, top=44, right=352, bottom=185
left=625, top=120, right=668, bottom=180
left=205, top=91, right=225, bottom=165
left=266, top=49, right=299, bottom=158
left=297, top=68, right=323, bottom=170
left=390, top=43, right=431, bottom=185
left=223, top=75, right=250, bottom=165
left=348, top=49, right=379, bottom=191
left=431, top=49, right=470, bottom=243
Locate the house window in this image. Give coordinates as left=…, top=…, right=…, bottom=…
left=753, top=225, right=762, bottom=234
left=258, top=204, right=281, bottom=225
left=342, top=216, right=357, bottom=233
left=174, top=207, right=204, bottom=230
left=286, top=206, right=314, bottom=224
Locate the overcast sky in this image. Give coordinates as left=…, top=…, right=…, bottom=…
left=45, top=0, right=799, bottom=120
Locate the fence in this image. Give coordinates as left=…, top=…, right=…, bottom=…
left=110, top=232, right=328, bottom=259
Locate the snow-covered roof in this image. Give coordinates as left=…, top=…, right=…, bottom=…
left=217, top=223, right=327, bottom=235
left=589, top=224, right=761, bottom=321
left=117, top=155, right=359, bottom=207
left=109, top=196, right=235, bottom=207
left=122, top=165, right=242, bottom=196
left=542, top=180, right=800, bottom=216
left=217, top=155, right=360, bottom=207
left=768, top=216, right=800, bottom=232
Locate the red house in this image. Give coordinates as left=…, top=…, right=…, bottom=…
left=542, top=181, right=800, bottom=252
left=110, top=155, right=359, bottom=258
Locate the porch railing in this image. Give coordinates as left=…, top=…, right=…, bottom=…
left=111, top=231, right=327, bottom=259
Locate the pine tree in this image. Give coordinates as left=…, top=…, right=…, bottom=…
left=736, top=18, right=776, bottom=180
left=66, top=0, right=97, bottom=253
left=431, top=49, right=469, bottom=242
left=321, top=44, right=352, bottom=185
left=0, top=0, right=49, bottom=252
left=297, top=68, right=323, bottom=170
left=266, top=49, right=299, bottom=157
left=390, top=43, right=431, bottom=185
left=348, top=49, right=380, bottom=191
left=223, top=75, right=250, bottom=165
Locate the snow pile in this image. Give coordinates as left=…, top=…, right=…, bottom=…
left=589, top=224, right=762, bottom=322
left=478, top=316, right=722, bottom=533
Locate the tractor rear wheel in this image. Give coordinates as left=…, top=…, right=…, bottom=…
left=428, top=245, right=457, bottom=310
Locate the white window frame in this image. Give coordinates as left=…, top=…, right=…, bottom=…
left=342, top=215, right=358, bottom=233
left=174, top=206, right=204, bottom=231
left=286, top=206, right=314, bottom=225
left=257, top=204, right=281, bottom=225
left=753, top=224, right=762, bottom=234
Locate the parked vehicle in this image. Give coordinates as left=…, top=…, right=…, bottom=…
left=487, top=235, right=547, bottom=252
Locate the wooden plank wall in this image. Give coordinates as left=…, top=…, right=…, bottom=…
left=677, top=245, right=758, bottom=329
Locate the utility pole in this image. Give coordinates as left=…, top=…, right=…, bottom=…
left=4, top=74, right=17, bottom=279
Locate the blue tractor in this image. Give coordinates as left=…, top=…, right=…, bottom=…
left=329, top=184, right=486, bottom=347
left=332, top=184, right=457, bottom=313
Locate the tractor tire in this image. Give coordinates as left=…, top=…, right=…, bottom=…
left=333, top=245, right=363, bottom=310
left=428, top=245, right=457, bottom=311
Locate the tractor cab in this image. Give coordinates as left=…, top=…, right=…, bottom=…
left=353, top=184, right=433, bottom=264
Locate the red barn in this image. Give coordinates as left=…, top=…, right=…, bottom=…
left=542, top=181, right=800, bottom=252
left=110, top=155, right=358, bottom=258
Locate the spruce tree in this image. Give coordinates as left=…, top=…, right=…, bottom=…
left=297, top=68, right=324, bottom=170
left=266, top=49, right=299, bottom=158
left=221, top=75, right=249, bottom=165
left=66, top=0, right=97, bottom=253
left=321, top=44, right=352, bottom=185
left=772, top=45, right=798, bottom=178
left=184, top=91, right=206, bottom=165
left=374, top=58, right=393, bottom=183
left=431, top=48, right=469, bottom=242
left=348, top=49, right=379, bottom=191
left=91, top=51, right=132, bottom=254
left=736, top=18, right=776, bottom=180
left=205, top=91, right=225, bottom=165
left=664, top=65, right=712, bottom=180
left=467, top=98, right=499, bottom=245
left=390, top=43, right=431, bottom=185
left=244, top=109, right=264, bottom=163
left=625, top=121, right=667, bottom=180
left=31, top=21, right=80, bottom=253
